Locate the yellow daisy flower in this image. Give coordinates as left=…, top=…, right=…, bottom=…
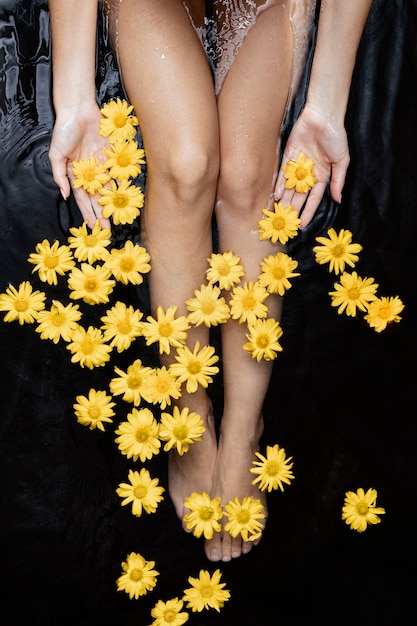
left=150, top=597, right=189, bottom=626
left=116, top=552, right=159, bottom=600
left=115, top=407, right=161, bottom=462
left=313, top=228, right=363, bottom=275
left=250, top=444, right=294, bottom=492
left=223, top=496, right=266, bottom=542
left=183, top=492, right=223, bottom=539
left=109, top=359, right=154, bottom=406
left=170, top=341, right=219, bottom=394
left=99, top=98, right=139, bottom=143
left=146, top=366, right=182, bottom=410
left=67, top=262, right=115, bottom=305
left=258, top=201, right=301, bottom=245
left=364, top=295, right=405, bottom=333
left=103, top=139, right=145, bottom=181
left=66, top=325, right=112, bottom=369
left=329, top=271, right=378, bottom=317
left=206, top=252, right=245, bottom=290
left=282, top=152, right=317, bottom=193
left=97, top=179, right=144, bottom=225
left=35, top=300, right=82, bottom=343
left=67, top=220, right=112, bottom=264
left=183, top=569, right=230, bottom=613
left=159, top=406, right=206, bottom=455
left=104, top=240, right=151, bottom=285
left=71, top=156, right=109, bottom=195
left=27, top=239, right=75, bottom=285
left=342, top=487, right=386, bottom=533
left=243, top=317, right=283, bottom=362
left=116, top=468, right=165, bottom=516
left=258, top=252, right=300, bottom=295
left=185, top=284, right=230, bottom=328
left=100, top=301, right=143, bottom=352
left=141, top=305, right=190, bottom=355
left=73, top=388, right=115, bottom=431
left=229, top=281, right=269, bottom=325
left=0, top=281, right=46, bottom=325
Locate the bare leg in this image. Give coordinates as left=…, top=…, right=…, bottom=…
left=116, top=0, right=219, bottom=522
left=205, top=4, right=294, bottom=561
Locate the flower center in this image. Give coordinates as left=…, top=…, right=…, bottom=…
left=114, top=113, right=128, bottom=128
left=295, top=166, right=307, bottom=180
left=242, top=295, right=256, bottom=310
left=379, top=306, right=390, bottom=319
left=136, top=429, right=149, bottom=443
left=85, top=168, right=96, bottom=182
left=173, top=425, right=188, bottom=441
left=134, top=485, right=147, bottom=499
left=265, top=460, right=279, bottom=476
left=88, top=406, right=100, bottom=419
left=118, top=321, right=131, bottom=334
left=51, top=313, right=65, bottom=327
left=331, top=244, right=345, bottom=258
left=85, top=234, right=97, bottom=247
left=164, top=610, right=176, bottom=623
left=272, top=216, right=285, bottom=231
left=130, top=568, right=143, bottom=582
left=45, top=255, right=58, bottom=269
left=15, top=299, right=28, bottom=312
left=120, top=258, right=134, bottom=272
left=236, top=509, right=250, bottom=524
left=159, top=322, right=172, bottom=337
left=357, top=503, right=368, bottom=516
left=273, top=267, right=285, bottom=279
left=157, top=380, right=169, bottom=393
left=117, top=153, right=131, bottom=168
left=218, top=263, right=231, bottom=276
left=199, top=506, right=214, bottom=521
left=114, top=193, right=128, bottom=209
left=202, top=586, right=213, bottom=598
left=256, top=334, right=270, bottom=349
left=127, top=375, right=142, bottom=389
left=187, top=360, right=202, bottom=375
left=85, top=279, right=98, bottom=292
left=81, top=339, right=93, bottom=355
left=348, top=288, right=360, bottom=300
left=202, top=301, right=215, bottom=314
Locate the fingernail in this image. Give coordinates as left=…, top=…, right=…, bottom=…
left=60, top=188, right=67, bottom=200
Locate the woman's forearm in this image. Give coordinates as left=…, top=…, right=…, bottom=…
left=48, top=0, right=98, bottom=111
left=307, top=0, right=374, bottom=119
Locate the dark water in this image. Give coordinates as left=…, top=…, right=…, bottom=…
left=1, top=2, right=417, bottom=625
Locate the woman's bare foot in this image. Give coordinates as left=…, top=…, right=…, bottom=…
left=204, top=416, right=267, bottom=562
left=167, top=396, right=218, bottom=531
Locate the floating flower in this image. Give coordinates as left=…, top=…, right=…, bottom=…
left=115, top=407, right=161, bottom=462
left=99, top=97, right=139, bottom=143
left=183, top=569, right=230, bottom=613
left=258, top=252, right=300, bottom=296
left=146, top=366, right=182, bottom=410
left=206, top=252, right=245, bottom=290
left=229, top=281, right=269, bottom=325
left=364, top=295, right=404, bottom=332
left=103, top=139, right=145, bottom=180
left=71, top=156, right=109, bottom=195
left=243, top=317, right=283, bottom=362
left=223, top=496, right=266, bottom=542
left=35, top=299, right=82, bottom=343
left=100, top=301, right=143, bottom=352
left=170, top=341, right=219, bottom=394
left=73, top=388, right=116, bottom=431
left=185, top=284, right=230, bottom=327
left=329, top=271, right=378, bottom=317
left=141, top=305, right=190, bottom=355
left=66, top=325, right=112, bottom=369
left=250, top=444, right=294, bottom=492
left=183, top=492, right=223, bottom=539
left=27, top=239, right=75, bottom=285
left=104, top=240, right=151, bottom=285
left=159, top=406, right=206, bottom=455
left=97, top=179, right=144, bottom=225
left=313, top=228, right=362, bottom=274
left=116, top=468, right=165, bottom=516
left=282, top=152, right=317, bottom=193
left=150, top=597, right=189, bottom=626
left=342, top=487, right=386, bottom=533
left=258, top=201, right=301, bottom=244
left=109, top=359, right=154, bottom=406
left=67, top=220, right=112, bottom=264
left=67, top=263, right=115, bottom=305
left=0, top=281, right=46, bottom=325
left=116, top=552, right=159, bottom=600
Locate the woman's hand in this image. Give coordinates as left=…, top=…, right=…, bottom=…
left=274, top=103, right=350, bottom=228
left=48, top=102, right=111, bottom=228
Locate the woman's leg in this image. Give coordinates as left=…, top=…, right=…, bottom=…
left=116, top=0, right=219, bottom=518
left=205, top=3, right=295, bottom=561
